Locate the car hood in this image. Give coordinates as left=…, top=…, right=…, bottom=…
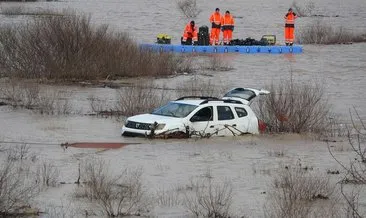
left=127, top=114, right=182, bottom=124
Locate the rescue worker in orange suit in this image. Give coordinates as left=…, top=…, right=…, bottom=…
left=209, top=8, right=222, bottom=45
left=182, top=20, right=198, bottom=45
left=221, top=10, right=235, bottom=45
left=284, top=8, right=298, bottom=46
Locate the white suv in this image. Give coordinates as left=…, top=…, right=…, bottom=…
left=121, top=88, right=269, bottom=138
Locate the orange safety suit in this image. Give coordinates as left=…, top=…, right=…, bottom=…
left=182, top=22, right=198, bottom=44
left=209, top=11, right=222, bottom=45
left=284, top=11, right=297, bottom=45
left=221, top=14, right=235, bottom=45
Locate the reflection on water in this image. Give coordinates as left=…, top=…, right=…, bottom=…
left=283, top=53, right=297, bottom=62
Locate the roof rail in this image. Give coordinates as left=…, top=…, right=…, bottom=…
left=199, top=99, right=244, bottom=105
left=175, top=96, right=219, bottom=101
left=223, top=99, right=244, bottom=104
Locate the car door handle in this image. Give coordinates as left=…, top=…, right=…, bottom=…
left=210, top=125, right=215, bottom=128
left=232, top=124, right=237, bottom=127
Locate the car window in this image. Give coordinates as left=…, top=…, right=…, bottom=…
left=190, top=106, right=213, bottom=122
left=235, top=107, right=248, bottom=117
left=224, top=88, right=256, bottom=101
left=152, top=102, right=198, bottom=118
left=217, top=106, right=234, bottom=120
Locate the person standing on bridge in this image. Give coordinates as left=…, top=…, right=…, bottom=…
left=209, top=8, right=222, bottom=45
left=284, top=8, right=298, bottom=46
left=221, top=10, right=235, bottom=45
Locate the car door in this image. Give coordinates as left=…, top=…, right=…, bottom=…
left=214, top=105, right=240, bottom=136
left=188, top=106, right=217, bottom=137
left=232, top=106, right=252, bottom=134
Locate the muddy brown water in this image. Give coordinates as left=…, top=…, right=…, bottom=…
left=1, top=0, right=366, bottom=217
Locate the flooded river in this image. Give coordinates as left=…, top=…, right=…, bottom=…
left=1, top=0, right=365, bottom=118
left=0, top=0, right=366, bottom=217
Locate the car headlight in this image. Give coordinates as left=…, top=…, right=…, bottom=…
left=124, top=120, right=129, bottom=126
left=155, top=123, right=166, bottom=130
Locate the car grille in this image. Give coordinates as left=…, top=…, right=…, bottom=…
left=125, top=121, right=152, bottom=130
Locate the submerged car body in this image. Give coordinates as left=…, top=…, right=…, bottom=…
left=121, top=88, right=269, bottom=138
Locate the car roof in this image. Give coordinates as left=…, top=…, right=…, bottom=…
left=173, top=99, right=247, bottom=106
left=172, top=100, right=205, bottom=106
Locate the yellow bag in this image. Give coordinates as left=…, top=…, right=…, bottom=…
left=156, top=34, right=172, bottom=44
left=261, top=35, right=276, bottom=45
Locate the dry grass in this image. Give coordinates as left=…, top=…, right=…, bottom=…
left=1, top=80, right=40, bottom=109
left=87, top=82, right=171, bottom=117
left=115, top=82, right=170, bottom=117
left=327, top=109, right=366, bottom=217
left=5, top=144, right=32, bottom=161
left=0, top=148, right=39, bottom=216
left=326, top=114, right=348, bottom=138
left=175, top=76, right=228, bottom=98
left=265, top=164, right=339, bottom=218
left=328, top=108, right=366, bottom=185
left=177, top=0, right=202, bottom=18
left=343, top=186, right=363, bottom=218
left=0, top=5, right=61, bottom=17
left=37, top=89, right=73, bottom=115
left=297, top=21, right=366, bottom=44
left=174, top=54, right=197, bottom=74
left=256, top=80, right=330, bottom=134
left=1, top=80, right=73, bottom=115
left=88, top=94, right=110, bottom=115
left=183, top=177, right=233, bottom=217
left=201, top=55, right=234, bottom=72
left=36, top=161, right=60, bottom=188
left=156, top=188, right=183, bottom=207
left=44, top=202, right=81, bottom=218
left=0, top=11, right=185, bottom=81
left=0, top=5, right=24, bottom=16
left=74, top=158, right=150, bottom=217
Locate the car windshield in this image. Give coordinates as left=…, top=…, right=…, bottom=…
left=151, top=102, right=198, bottom=118
left=224, top=88, right=256, bottom=101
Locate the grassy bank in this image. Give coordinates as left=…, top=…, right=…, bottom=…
left=0, top=11, right=189, bottom=81
left=297, top=21, right=366, bottom=44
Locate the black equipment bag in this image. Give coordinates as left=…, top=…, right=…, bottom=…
left=181, top=37, right=193, bottom=45
left=198, top=25, right=209, bottom=46
left=230, top=37, right=269, bottom=46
